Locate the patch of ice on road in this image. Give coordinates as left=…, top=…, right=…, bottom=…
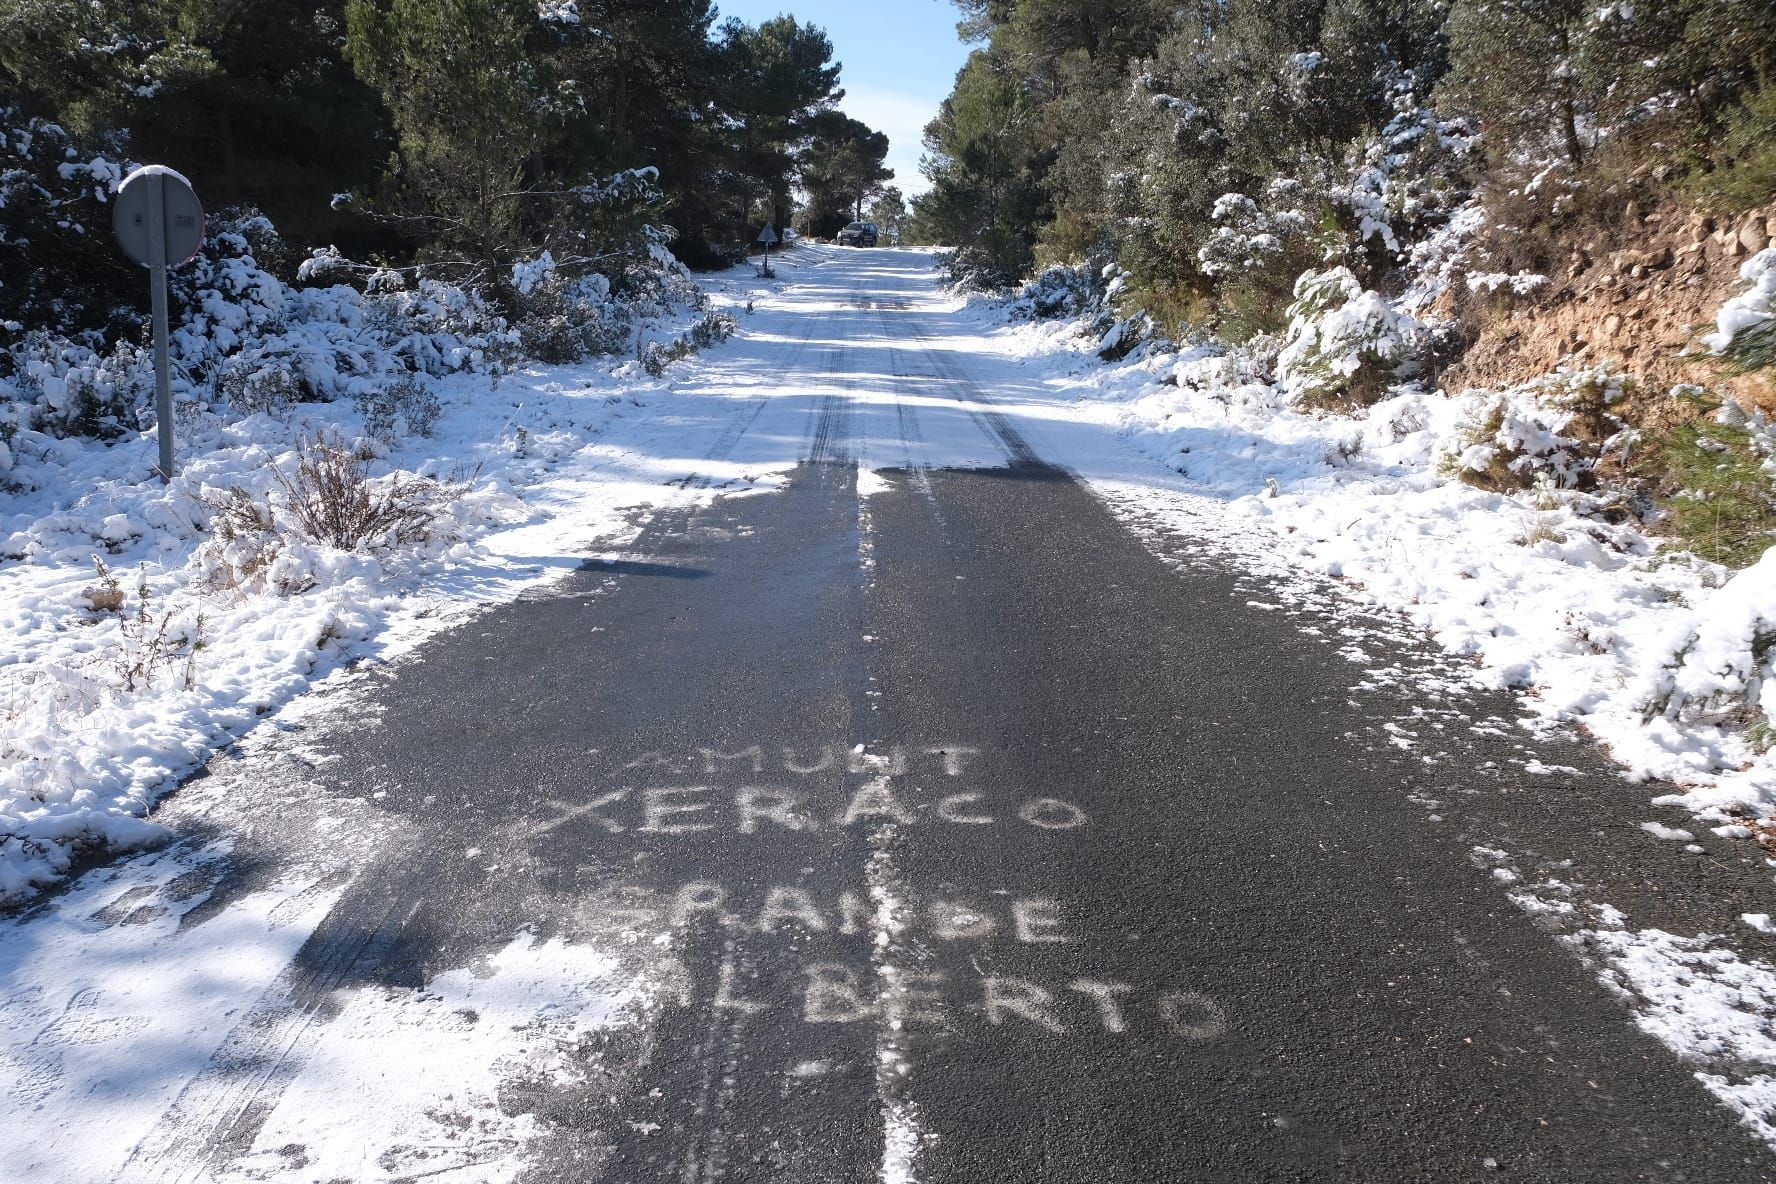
left=219, top=928, right=645, bottom=1183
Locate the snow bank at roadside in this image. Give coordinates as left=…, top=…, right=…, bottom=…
left=986, top=303, right=1776, bottom=823
left=0, top=231, right=779, bottom=903
left=0, top=362, right=636, bottom=899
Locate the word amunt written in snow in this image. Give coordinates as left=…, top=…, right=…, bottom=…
left=631, top=882, right=1227, bottom=1041
left=529, top=743, right=1089, bottom=837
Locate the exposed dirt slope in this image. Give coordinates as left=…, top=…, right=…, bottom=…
left=1441, top=201, right=1776, bottom=412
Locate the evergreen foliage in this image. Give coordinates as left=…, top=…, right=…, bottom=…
left=917, top=0, right=1776, bottom=337
left=798, top=112, right=893, bottom=237
left=0, top=0, right=879, bottom=332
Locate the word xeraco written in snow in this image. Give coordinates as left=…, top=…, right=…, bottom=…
left=527, top=743, right=1093, bottom=837
left=531, top=741, right=1230, bottom=1043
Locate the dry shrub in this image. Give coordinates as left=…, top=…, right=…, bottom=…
left=273, top=433, right=450, bottom=551
left=76, top=559, right=207, bottom=691
left=195, top=486, right=287, bottom=592
left=81, top=557, right=126, bottom=613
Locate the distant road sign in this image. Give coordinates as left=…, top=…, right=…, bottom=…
left=113, top=166, right=204, bottom=269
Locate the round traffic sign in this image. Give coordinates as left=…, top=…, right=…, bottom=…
left=113, top=166, right=204, bottom=269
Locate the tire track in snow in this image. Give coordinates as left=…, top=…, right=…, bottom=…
left=113, top=269, right=849, bottom=1184
left=873, top=310, right=934, bottom=491
left=113, top=847, right=428, bottom=1183
left=672, top=276, right=831, bottom=492
left=806, top=342, right=856, bottom=467
left=874, top=299, right=1040, bottom=469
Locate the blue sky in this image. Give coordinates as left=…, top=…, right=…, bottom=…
left=712, top=0, right=974, bottom=195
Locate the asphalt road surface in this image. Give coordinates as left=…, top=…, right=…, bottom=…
left=13, top=248, right=1776, bottom=1183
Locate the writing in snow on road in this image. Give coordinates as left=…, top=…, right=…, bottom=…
left=593, top=743, right=988, bottom=779
left=709, top=961, right=1226, bottom=1042
left=608, top=881, right=1074, bottom=942
left=530, top=741, right=1087, bottom=837
left=525, top=741, right=1228, bottom=1042
left=626, top=882, right=1226, bottom=1041
left=527, top=783, right=1088, bottom=838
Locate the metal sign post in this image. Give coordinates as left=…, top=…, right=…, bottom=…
left=756, top=223, right=778, bottom=278
left=113, top=166, right=204, bottom=483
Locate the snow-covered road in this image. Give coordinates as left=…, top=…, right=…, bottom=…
left=6, top=247, right=1776, bottom=1182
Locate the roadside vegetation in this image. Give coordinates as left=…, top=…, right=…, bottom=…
left=0, top=0, right=886, bottom=900
left=0, top=0, right=896, bottom=461
left=912, top=0, right=1776, bottom=567
left=914, top=0, right=1773, bottom=322
left=915, top=0, right=1775, bottom=792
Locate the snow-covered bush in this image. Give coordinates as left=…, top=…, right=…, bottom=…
left=1439, top=370, right=1631, bottom=492
left=1097, top=311, right=1159, bottom=362
left=1638, top=548, right=1776, bottom=751
left=355, top=373, right=442, bottom=444
left=195, top=486, right=290, bottom=594
left=0, top=105, right=135, bottom=335
left=1706, top=248, right=1776, bottom=372
left=169, top=215, right=293, bottom=362
left=2, top=332, right=151, bottom=443
left=1012, top=264, right=1097, bottom=320
left=514, top=272, right=631, bottom=363
left=3, top=212, right=542, bottom=462
left=1276, top=267, right=1427, bottom=408
left=363, top=279, right=521, bottom=379
left=1196, top=189, right=1309, bottom=278
left=214, top=353, right=302, bottom=417
left=642, top=240, right=704, bottom=310
left=1334, top=76, right=1475, bottom=276
left=638, top=311, right=736, bottom=377
left=688, top=310, right=737, bottom=350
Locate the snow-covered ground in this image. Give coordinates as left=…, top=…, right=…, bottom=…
left=0, top=248, right=833, bottom=903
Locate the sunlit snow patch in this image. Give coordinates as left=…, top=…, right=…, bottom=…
left=1570, top=919, right=1776, bottom=1147
left=221, top=928, right=646, bottom=1183
left=0, top=842, right=347, bottom=1184
left=856, top=467, right=899, bottom=498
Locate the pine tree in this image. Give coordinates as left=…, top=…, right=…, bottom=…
left=344, top=0, right=546, bottom=291
left=800, top=113, right=893, bottom=234
left=717, top=16, right=844, bottom=234
left=1442, top=0, right=1594, bottom=168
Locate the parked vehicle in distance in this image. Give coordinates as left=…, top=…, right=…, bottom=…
left=838, top=221, right=878, bottom=247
